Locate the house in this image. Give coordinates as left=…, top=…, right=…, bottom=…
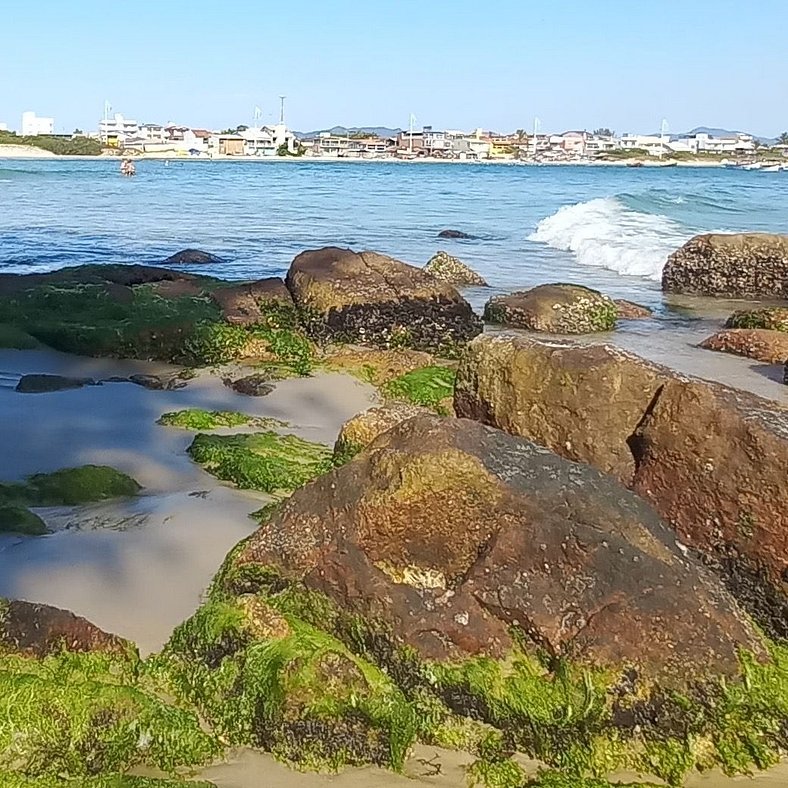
left=99, top=113, right=139, bottom=145
left=680, top=132, right=755, bottom=155
left=21, top=111, right=54, bottom=136
left=346, top=137, right=394, bottom=157
left=397, top=129, right=424, bottom=152
left=619, top=134, right=671, bottom=156
left=560, top=131, right=587, bottom=155
left=218, top=135, right=244, bottom=156
left=139, top=123, right=165, bottom=143
left=585, top=134, right=619, bottom=154
left=312, top=133, right=352, bottom=156
left=423, top=126, right=450, bottom=155
left=451, top=132, right=492, bottom=160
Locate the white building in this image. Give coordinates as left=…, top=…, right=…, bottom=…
left=619, top=134, right=671, bottom=156
left=21, top=111, right=54, bottom=136
left=681, top=132, right=756, bottom=155
left=98, top=113, right=139, bottom=145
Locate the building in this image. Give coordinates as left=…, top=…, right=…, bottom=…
left=99, top=113, right=139, bottom=146
left=423, top=126, right=450, bottom=155
left=139, top=123, right=166, bottom=143
left=346, top=137, right=395, bottom=157
left=397, top=129, right=424, bottom=152
left=680, top=132, right=756, bottom=155
left=21, top=112, right=54, bottom=136
left=619, top=134, right=671, bottom=156
left=312, top=133, right=352, bottom=157
left=217, top=135, right=244, bottom=156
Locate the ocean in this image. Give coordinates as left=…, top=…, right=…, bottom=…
left=2, top=158, right=788, bottom=312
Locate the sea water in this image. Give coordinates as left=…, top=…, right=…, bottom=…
left=2, top=158, right=788, bottom=310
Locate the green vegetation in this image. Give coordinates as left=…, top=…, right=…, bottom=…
left=6, top=775, right=215, bottom=788
left=0, top=505, right=48, bottom=536
left=726, top=307, right=788, bottom=332
left=153, top=593, right=417, bottom=772
left=0, top=466, right=141, bottom=507
left=0, top=131, right=103, bottom=156
left=256, top=326, right=314, bottom=375
left=0, top=650, right=219, bottom=781
left=187, top=432, right=332, bottom=494
left=157, top=409, right=286, bottom=431
left=381, top=366, right=456, bottom=414
left=0, top=324, right=40, bottom=350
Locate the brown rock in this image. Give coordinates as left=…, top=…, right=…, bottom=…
left=483, top=284, right=618, bottom=333
left=454, top=334, right=668, bottom=482
left=323, top=346, right=441, bottom=385
left=615, top=299, right=653, bottom=320
left=725, top=307, right=788, bottom=333
left=210, top=278, right=295, bottom=326
left=163, top=248, right=225, bottom=265
left=630, top=379, right=788, bottom=635
left=700, top=328, right=788, bottom=364
left=231, top=416, right=764, bottom=683
left=424, top=251, right=488, bottom=287
left=662, top=233, right=788, bottom=298
left=0, top=599, right=134, bottom=657
left=334, top=403, right=429, bottom=456
left=284, top=247, right=481, bottom=352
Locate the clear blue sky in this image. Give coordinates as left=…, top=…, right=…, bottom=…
left=2, top=0, right=786, bottom=136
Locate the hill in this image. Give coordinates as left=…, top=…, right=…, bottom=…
left=296, top=126, right=400, bottom=140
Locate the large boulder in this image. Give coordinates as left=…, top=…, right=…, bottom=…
left=454, top=335, right=667, bottom=482
left=0, top=599, right=133, bottom=657
left=230, top=415, right=764, bottom=683
left=284, top=247, right=481, bottom=353
left=15, top=374, right=96, bottom=393
left=333, top=403, right=429, bottom=460
left=454, top=334, right=788, bottom=637
left=662, top=233, right=788, bottom=298
left=424, top=251, right=488, bottom=286
left=483, top=284, right=618, bottom=333
left=437, top=229, right=476, bottom=239
left=210, top=278, right=295, bottom=326
left=614, top=299, right=652, bottom=319
left=700, top=328, right=788, bottom=364
left=630, top=379, right=788, bottom=636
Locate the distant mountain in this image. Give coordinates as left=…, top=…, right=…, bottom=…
left=296, top=126, right=401, bottom=140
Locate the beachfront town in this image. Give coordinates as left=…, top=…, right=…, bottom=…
left=3, top=108, right=788, bottom=163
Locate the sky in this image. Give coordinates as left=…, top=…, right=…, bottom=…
left=2, top=0, right=786, bottom=136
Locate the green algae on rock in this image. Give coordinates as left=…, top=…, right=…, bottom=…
left=157, top=409, right=286, bottom=431
left=0, top=465, right=141, bottom=507
left=153, top=594, right=417, bottom=772
left=187, top=432, right=332, bottom=494
left=484, top=284, right=618, bottom=334
left=381, top=366, right=456, bottom=414
left=725, top=306, right=788, bottom=333
left=0, top=775, right=217, bottom=788
left=0, top=505, right=48, bottom=536
left=333, top=404, right=428, bottom=463
left=0, top=324, right=40, bottom=349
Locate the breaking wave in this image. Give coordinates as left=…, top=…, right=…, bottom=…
left=529, top=196, right=692, bottom=281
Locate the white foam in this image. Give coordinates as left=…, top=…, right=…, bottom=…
left=529, top=197, right=691, bottom=281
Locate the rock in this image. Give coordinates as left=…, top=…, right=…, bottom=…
left=0, top=598, right=133, bottom=657
left=424, top=251, right=488, bottom=287
left=163, top=248, right=225, bottom=266
left=726, top=306, right=788, bottom=333
left=454, top=335, right=667, bottom=482
left=127, top=373, right=188, bottom=390
left=333, top=403, right=428, bottom=461
left=222, top=374, right=275, bottom=397
left=662, top=233, right=788, bottom=298
left=231, top=415, right=764, bottom=683
left=210, top=278, right=296, bottom=326
left=438, top=229, right=476, bottom=239
left=15, top=374, right=95, bottom=393
left=483, top=284, right=618, bottom=333
left=0, top=504, right=48, bottom=535
left=700, top=328, right=788, bottom=364
left=284, top=247, right=482, bottom=353
left=614, top=299, right=653, bottom=319
left=323, top=345, right=440, bottom=385
left=630, top=378, right=788, bottom=637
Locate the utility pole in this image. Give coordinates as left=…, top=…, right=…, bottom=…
left=279, top=96, right=286, bottom=125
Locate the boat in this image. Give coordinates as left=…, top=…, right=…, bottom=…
left=761, top=164, right=781, bottom=172
left=626, top=161, right=644, bottom=168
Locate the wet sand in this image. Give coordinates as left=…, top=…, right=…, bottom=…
left=0, top=348, right=377, bottom=654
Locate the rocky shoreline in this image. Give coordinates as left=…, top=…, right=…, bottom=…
left=1, top=233, right=787, bottom=788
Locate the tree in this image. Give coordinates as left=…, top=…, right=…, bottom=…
left=594, top=127, right=614, bottom=137
left=778, top=132, right=788, bottom=146
left=515, top=129, right=526, bottom=143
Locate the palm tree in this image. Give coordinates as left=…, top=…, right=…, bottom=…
left=778, top=132, right=788, bottom=146
left=515, top=129, right=525, bottom=143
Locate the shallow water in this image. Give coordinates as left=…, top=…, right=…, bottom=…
left=0, top=348, right=377, bottom=653
left=2, top=159, right=788, bottom=310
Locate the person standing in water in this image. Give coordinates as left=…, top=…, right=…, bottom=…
left=120, top=158, right=136, bottom=176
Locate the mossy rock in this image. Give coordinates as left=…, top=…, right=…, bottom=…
left=321, top=346, right=443, bottom=386
left=157, top=409, right=286, bottom=431
left=726, top=307, right=788, bottom=333
left=424, top=251, right=488, bottom=287
left=154, top=594, right=416, bottom=772
left=0, top=505, right=48, bottom=536
left=333, top=404, right=428, bottom=463
left=0, top=465, right=141, bottom=507
left=484, top=284, right=618, bottom=334
left=0, top=324, right=40, bottom=350
left=381, top=365, right=457, bottom=414
left=187, top=432, right=332, bottom=494
left=0, top=649, right=219, bottom=781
